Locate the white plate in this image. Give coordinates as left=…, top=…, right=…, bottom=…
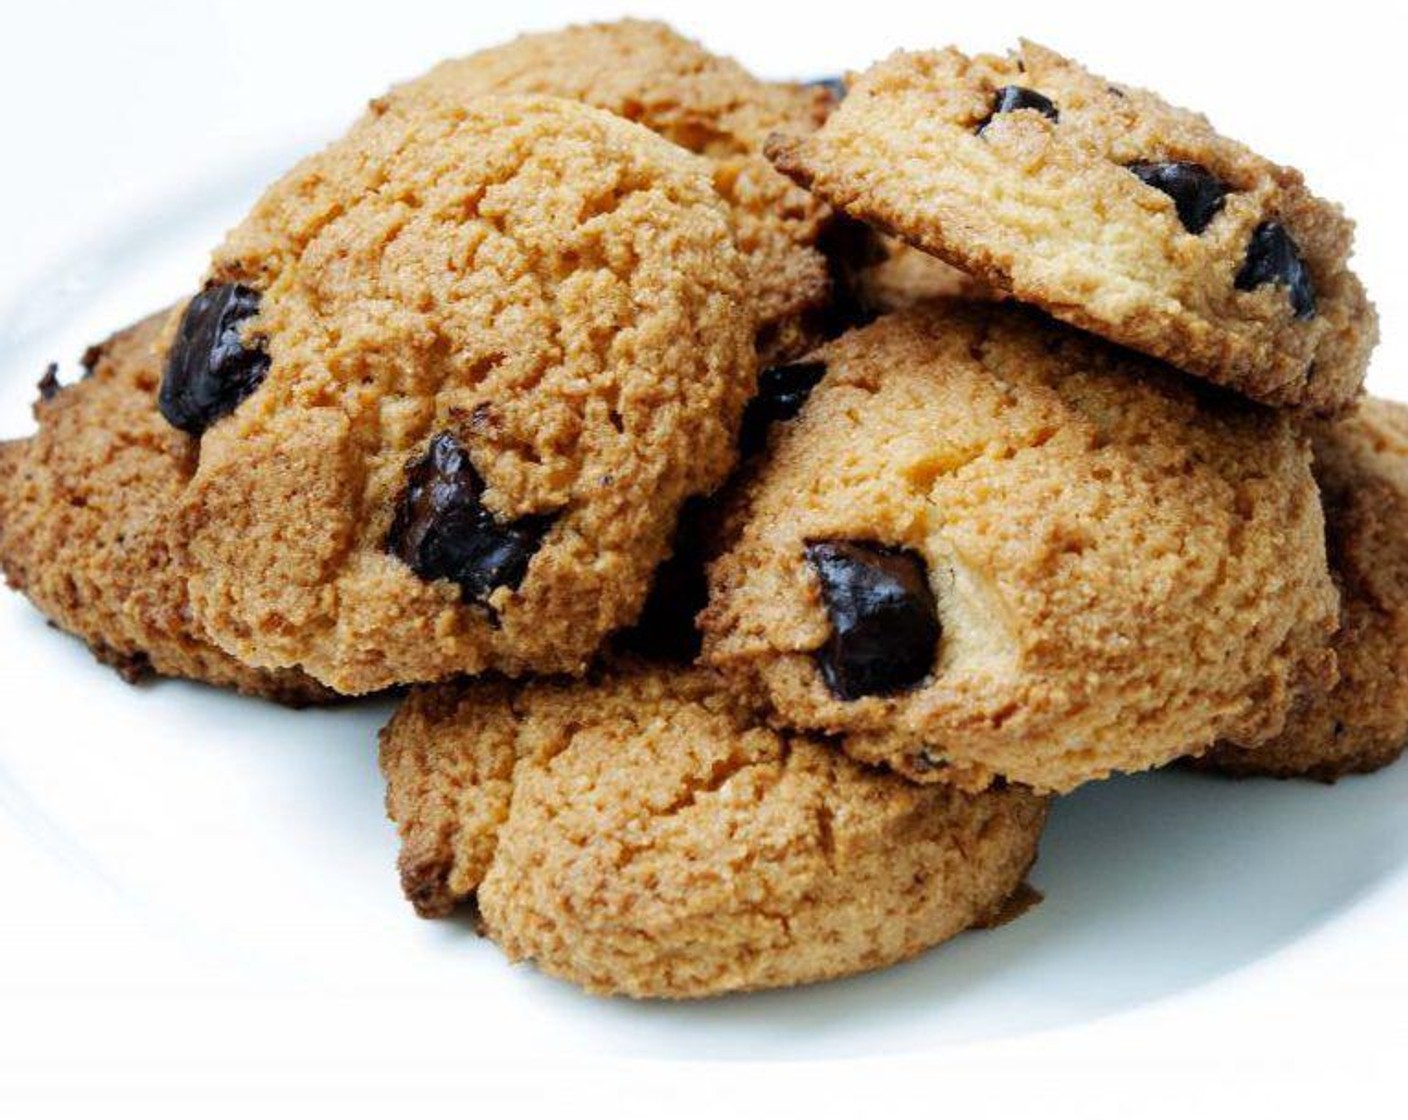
left=1, top=2, right=1405, bottom=1108
left=3, top=148, right=1407, bottom=1062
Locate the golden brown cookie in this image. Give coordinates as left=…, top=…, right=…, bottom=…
left=173, top=95, right=756, bottom=694
left=767, top=42, right=1376, bottom=412
left=377, top=18, right=834, bottom=361
left=856, top=236, right=992, bottom=313
left=1204, top=398, right=1408, bottom=780
left=700, top=303, right=1339, bottom=794
left=0, top=312, right=329, bottom=704
left=379, top=663, right=1048, bottom=998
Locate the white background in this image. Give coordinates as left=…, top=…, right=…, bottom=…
left=0, top=1, right=1404, bottom=1115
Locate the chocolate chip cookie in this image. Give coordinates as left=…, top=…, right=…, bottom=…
left=376, top=18, right=834, bottom=361
left=700, top=303, right=1340, bottom=793
left=380, top=663, right=1048, bottom=998
left=0, top=311, right=330, bottom=703
left=766, top=42, right=1376, bottom=411
left=174, top=95, right=756, bottom=695
left=1205, top=398, right=1408, bottom=780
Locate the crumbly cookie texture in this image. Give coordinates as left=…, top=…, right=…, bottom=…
left=0, top=312, right=330, bottom=704
left=700, top=303, right=1339, bottom=794
left=376, top=18, right=834, bottom=362
left=379, top=663, right=1048, bottom=998
left=177, top=95, right=756, bottom=694
left=767, top=42, right=1376, bottom=412
left=1204, top=398, right=1408, bottom=780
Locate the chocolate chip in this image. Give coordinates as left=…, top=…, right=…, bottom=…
left=159, top=283, right=270, bottom=435
left=37, top=363, right=61, bottom=402
left=805, top=540, right=940, bottom=700
left=739, top=361, right=827, bottom=456
left=807, top=76, right=847, bottom=100
left=79, top=343, right=103, bottom=378
left=977, top=86, right=1059, bottom=133
left=1235, top=221, right=1316, bottom=320
left=1127, top=161, right=1229, bottom=234
left=387, top=432, right=554, bottom=604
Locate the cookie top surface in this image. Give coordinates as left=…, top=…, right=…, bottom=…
left=177, top=95, right=756, bottom=694
left=379, top=663, right=1047, bottom=998
left=1207, top=397, right=1408, bottom=780
left=767, top=42, right=1377, bottom=411
left=0, top=312, right=329, bottom=704
left=700, top=303, right=1339, bottom=793
left=377, top=18, right=835, bottom=361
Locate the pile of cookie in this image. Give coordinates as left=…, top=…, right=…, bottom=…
left=2, top=21, right=1404, bottom=999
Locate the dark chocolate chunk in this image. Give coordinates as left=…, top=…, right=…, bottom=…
left=1127, top=161, right=1229, bottom=234
left=739, top=361, right=827, bottom=456
left=977, top=86, right=1059, bottom=133
left=387, top=432, right=554, bottom=604
left=80, top=343, right=103, bottom=377
left=159, top=283, right=270, bottom=435
left=805, top=540, right=940, bottom=700
left=37, top=363, right=61, bottom=402
left=1235, top=221, right=1316, bottom=320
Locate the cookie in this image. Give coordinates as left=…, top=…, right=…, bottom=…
left=700, top=303, right=1339, bottom=794
left=766, top=42, right=1377, bottom=412
left=1204, top=398, right=1408, bottom=780
left=379, top=663, right=1048, bottom=998
left=173, top=96, right=755, bottom=695
left=376, top=18, right=834, bottom=361
left=0, top=312, right=330, bottom=704
left=856, top=237, right=993, bottom=313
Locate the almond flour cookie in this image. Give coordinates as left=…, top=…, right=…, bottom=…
left=700, top=304, right=1339, bottom=794
left=1204, top=398, right=1408, bottom=780
left=376, top=19, right=834, bottom=361
left=767, top=42, right=1377, bottom=411
left=173, top=96, right=755, bottom=695
left=379, top=664, right=1048, bottom=998
left=856, top=237, right=992, bottom=313
left=0, top=312, right=329, bottom=704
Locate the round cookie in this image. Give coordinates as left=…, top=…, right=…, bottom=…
left=1204, top=398, right=1408, bottom=780
left=766, top=41, right=1377, bottom=412
left=376, top=18, right=834, bottom=362
left=379, top=664, right=1048, bottom=998
left=0, top=312, right=329, bottom=704
left=174, top=95, right=756, bottom=694
left=700, top=303, right=1340, bottom=794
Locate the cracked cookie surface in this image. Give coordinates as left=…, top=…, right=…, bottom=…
left=767, top=42, right=1376, bottom=411
left=177, top=95, right=755, bottom=694
left=700, top=303, right=1339, bottom=793
left=377, top=18, right=834, bottom=362
left=0, top=311, right=329, bottom=703
left=379, top=663, right=1047, bottom=998
left=1205, top=398, right=1408, bottom=780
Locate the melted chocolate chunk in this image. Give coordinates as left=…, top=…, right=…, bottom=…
left=387, top=432, right=555, bottom=604
left=1235, top=221, right=1316, bottom=320
left=1127, top=161, right=1229, bottom=234
left=159, top=283, right=270, bottom=435
left=977, top=86, right=1059, bottom=133
left=36, top=363, right=61, bottom=402
left=805, top=540, right=940, bottom=700
left=739, top=361, right=827, bottom=456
